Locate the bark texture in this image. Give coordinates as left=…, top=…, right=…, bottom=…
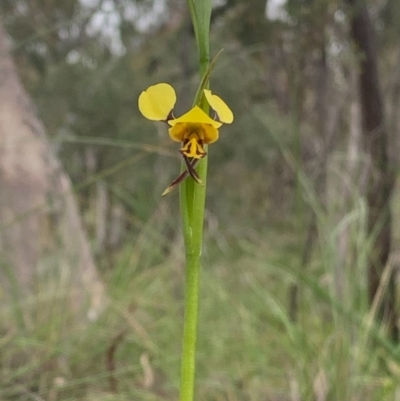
left=348, top=0, right=397, bottom=340
left=0, top=19, right=103, bottom=323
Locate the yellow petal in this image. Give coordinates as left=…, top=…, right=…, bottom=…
left=168, top=123, right=187, bottom=142
left=202, top=123, right=219, bottom=144
left=180, top=138, right=207, bottom=159
left=203, top=89, right=234, bottom=124
left=169, top=122, right=219, bottom=144
left=138, top=83, right=176, bottom=121
left=168, top=106, right=222, bottom=128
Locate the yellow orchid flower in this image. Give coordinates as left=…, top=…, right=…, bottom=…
left=138, top=83, right=233, bottom=191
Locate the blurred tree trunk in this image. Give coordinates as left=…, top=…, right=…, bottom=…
left=289, top=45, right=330, bottom=321
left=348, top=0, right=397, bottom=340
left=388, top=48, right=400, bottom=163
left=0, top=19, right=103, bottom=325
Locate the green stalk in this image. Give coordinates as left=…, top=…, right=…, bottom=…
left=179, top=1, right=212, bottom=400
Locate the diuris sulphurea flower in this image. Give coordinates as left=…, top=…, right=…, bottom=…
left=138, top=83, right=233, bottom=195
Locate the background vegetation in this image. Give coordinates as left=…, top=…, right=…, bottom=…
left=1, top=0, right=400, bottom=400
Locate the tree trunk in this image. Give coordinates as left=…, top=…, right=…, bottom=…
left=0, top=19, right=104, bottom=325
left=348, top=0, right=397, bottom=340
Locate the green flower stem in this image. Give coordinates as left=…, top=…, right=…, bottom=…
left=179, top=1, right=212, bottom=400
left=179, top=156, right=208, bottom=401
left=178, top=248, right=202, bottom=401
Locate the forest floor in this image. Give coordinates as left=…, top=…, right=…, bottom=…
left=1, top=219, right=400, bottom=401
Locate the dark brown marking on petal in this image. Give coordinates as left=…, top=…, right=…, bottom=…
left=165, top=110, right=175, bottom=123
left=161, top=159, right=201, bottom=196
left=184, top=156, right=203, bottom=184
